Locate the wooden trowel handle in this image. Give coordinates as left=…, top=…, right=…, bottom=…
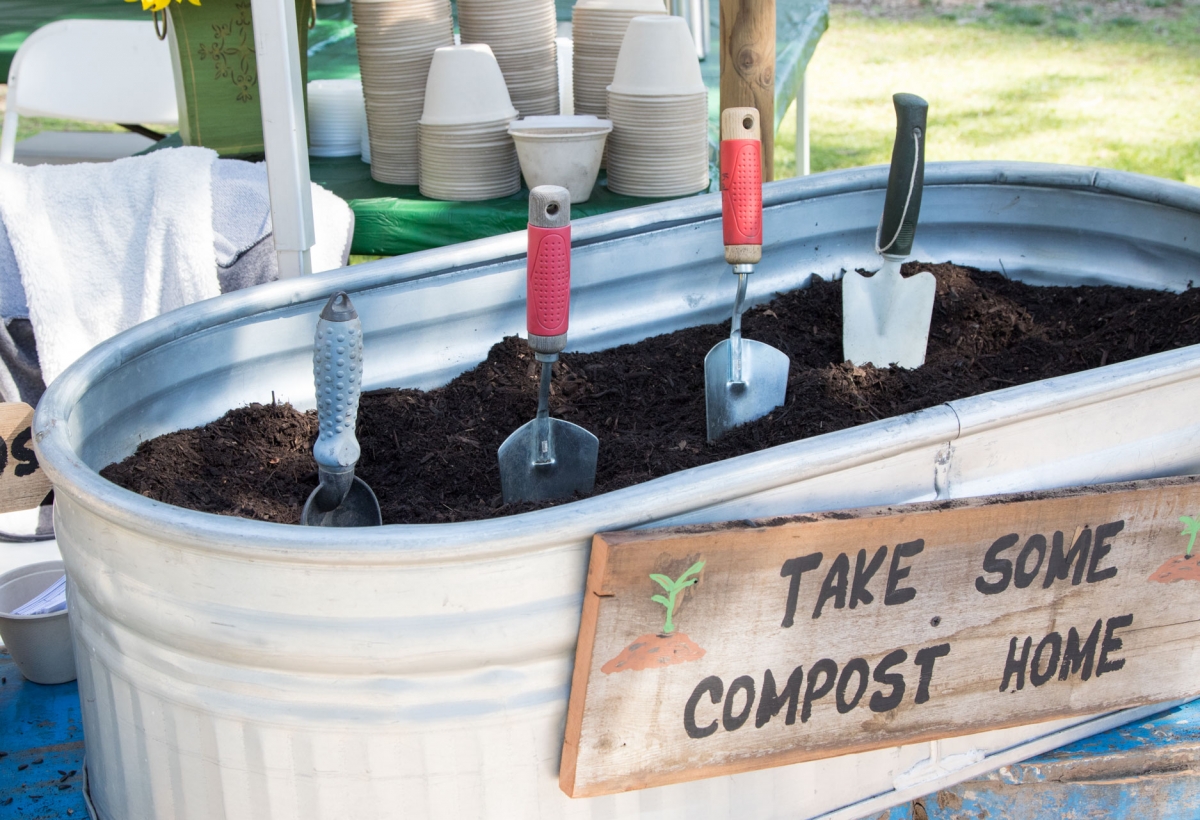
left=720, top=107, right=763, bottom=266
left=527, top=185, right=572, bottom=355
left=878, top=93, right=928, bottom=258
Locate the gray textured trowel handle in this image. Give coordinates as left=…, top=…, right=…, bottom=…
left=312, top=292, right=364, bottom=505
left=878, top=93, right=929, bottom=258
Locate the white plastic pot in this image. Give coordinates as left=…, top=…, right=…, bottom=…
left=608, top=15, right=704, bottom=95
left=34, top=163, right=1200, bottom=819
left=0, top=560, right=75, bottom=684
left=420, top=43, right=517, bottom=126
left=509, top=117, right=612, bottom=202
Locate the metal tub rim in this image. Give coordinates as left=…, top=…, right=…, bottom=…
left=33, top=161, right=1200, bottom=561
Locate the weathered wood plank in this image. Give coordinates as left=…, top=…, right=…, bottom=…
left=719, top=0, right=775, bottom=180
left=561, top=476, right=1200, bottom=797
left=0, top=403, right=51, bottom=514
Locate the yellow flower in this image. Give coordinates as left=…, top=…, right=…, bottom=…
left=124, top=0, right=201, bottom=10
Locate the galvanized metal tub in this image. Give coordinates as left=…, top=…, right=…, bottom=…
left=34, top=162, right=1200, bottom=820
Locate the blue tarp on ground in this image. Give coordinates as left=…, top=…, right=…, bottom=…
left=0, top=650, right=87, bottom=818
left=4, top=638, right=1199, bottom=819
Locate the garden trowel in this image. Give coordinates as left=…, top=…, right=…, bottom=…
left=842, top=93, right=935, bottom=369
left=704, top=107, right=790, bottom=443
left=301, top=292, right=382, bottom=528
left=498, top=185, right=599, bottom=504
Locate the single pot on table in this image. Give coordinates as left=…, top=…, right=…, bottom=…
left=508, top=115, right=613, bottom=203
left=0, top=561, right=75, bottom=685
left=33, top=162, right=1200, bottom=819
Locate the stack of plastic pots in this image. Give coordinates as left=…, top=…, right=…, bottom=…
left=307, top=79, right=367, bottom=158
left=352, top=0, right=453, bottom=184
left=418, top=45, right=521, bottom=201
left=571, top=0, right=667, bottom=121
left=457, top=0, right=559, bottom=117
left=605, top=15, right=709, bottom=197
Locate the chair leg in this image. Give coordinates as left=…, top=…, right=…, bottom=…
left=0, top=107, right=19, bottom=164
left=796, top=73, right=810, bottom=177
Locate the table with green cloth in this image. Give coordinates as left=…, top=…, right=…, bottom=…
left=3, top=0, right=827, bottom=257
left=309, top=0, right=827, bottom=256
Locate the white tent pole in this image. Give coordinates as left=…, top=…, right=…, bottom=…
left=250, top=0, right=315, bottom=279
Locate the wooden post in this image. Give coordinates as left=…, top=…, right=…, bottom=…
left=720, top=0, right=775, bottom=181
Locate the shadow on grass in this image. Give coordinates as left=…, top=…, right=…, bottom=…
left=966, top=0, right=1200, bottom=45
left=803, top=137, right=889, bottom=174
left=984, top=2, right=1048, bottom=27
left=937, top=73, right=1098, bottom=148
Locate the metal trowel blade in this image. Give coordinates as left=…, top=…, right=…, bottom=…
left=842, top=268, right=936, bottom=369
left=704, top=338, right=790, bottom=442
left=300, top=476, right=383, bottom=527
left=498, top=418, right=599, bottom=504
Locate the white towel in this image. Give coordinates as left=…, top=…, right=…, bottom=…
left=0, top=147, right=221, bottom=384
left=0, top=217, right=25, bottom=320
left=211, top=159, right=274, bottom=268
left=209, top=159, right=354, bottom=274
left=0, top=159, right=353, bottom=312
left=0, top=150, right=355, bottom=385
left=310, top=181, right=356, bottom=273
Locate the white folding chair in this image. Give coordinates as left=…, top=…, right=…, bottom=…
left=0, top=19, right=179, bottom=165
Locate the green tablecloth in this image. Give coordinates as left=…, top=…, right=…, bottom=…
left=313, top=158, right=683, bottom=256
left=8, top=0, right=827, bottom=257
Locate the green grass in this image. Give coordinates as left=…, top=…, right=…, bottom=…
left=774, top=7, right=1200, bottom=185
left=0, top=89, right=126, bottom=141
left=11, top=116, right=126, bottom=141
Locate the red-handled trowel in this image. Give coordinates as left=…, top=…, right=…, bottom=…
left=498, top=185, right=600, bottom=503
left=704, top=107, right=790, bottom=442
left=842, top=93, right=935, bottom=369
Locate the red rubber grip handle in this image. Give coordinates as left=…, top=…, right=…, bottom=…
left=527, top=224, right=571, bottom=337
left=720, top=139, right=762, bottom=247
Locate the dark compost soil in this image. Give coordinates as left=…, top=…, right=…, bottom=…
left=102, top=263, right=1200, bottom=525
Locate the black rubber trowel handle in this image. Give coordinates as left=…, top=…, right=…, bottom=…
left=878, top=93, right=929, bottom=258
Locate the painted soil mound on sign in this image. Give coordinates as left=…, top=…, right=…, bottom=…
left=102, top=263, right=1200, bottom=524
left=1149, top=555, right=1200, bottom=583
left=601, top=633, right=706, bottom=674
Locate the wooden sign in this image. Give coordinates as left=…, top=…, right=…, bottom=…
left=561, top=476, right=1200, bottom=797
left=0, top=403, right=51, bottom=514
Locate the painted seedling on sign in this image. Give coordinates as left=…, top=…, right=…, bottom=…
left=601, top=560, right=706, bottom=674
left=560, top=475, right=1200, bottom=797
